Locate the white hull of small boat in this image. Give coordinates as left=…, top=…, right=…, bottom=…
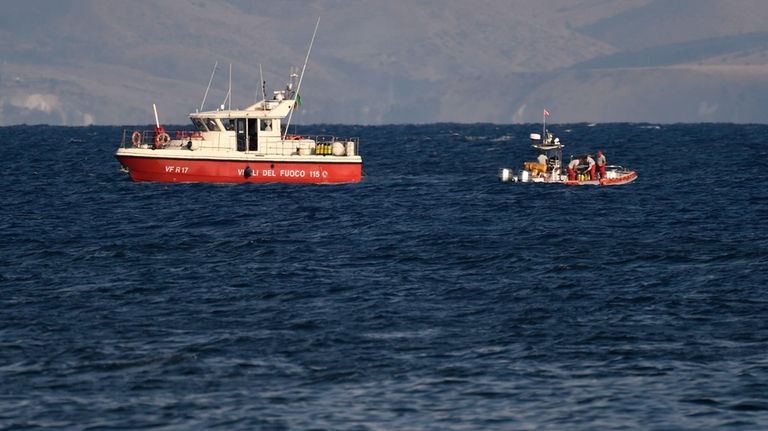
left=499, top=165, right=637, bottom=186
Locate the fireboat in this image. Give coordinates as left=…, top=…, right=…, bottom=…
left=115, top=19, right=362, bottom=184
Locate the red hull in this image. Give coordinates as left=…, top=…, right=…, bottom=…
left=116, top=155, right=362, bottom=184
left=563, top=171, right=638, bottom=186
left=599, top=170, right=638, bottom=186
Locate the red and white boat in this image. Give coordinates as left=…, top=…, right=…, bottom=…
left=116, top=21, right=362, bottom=184
left=499, top=113, right=637, bottom=186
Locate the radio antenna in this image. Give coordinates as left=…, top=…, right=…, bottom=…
left=221, top=63, right=232, bottom=109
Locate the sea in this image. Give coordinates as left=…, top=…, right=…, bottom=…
left=1, top=123, right=767, bottom=430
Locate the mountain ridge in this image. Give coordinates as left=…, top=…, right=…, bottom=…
left=1, top=0, right=767, bottom=126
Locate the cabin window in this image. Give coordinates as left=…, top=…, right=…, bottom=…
left=260, top=119, right=272, bottom=131
left=236, top=118, right=246, bottom=151
left=222, top=119, right=235, bottom=131
left=192, top=118, right=208, bottom=132
left=205, top=118, right=221, bottom=131
left=248, top=119, right=258, bottom=151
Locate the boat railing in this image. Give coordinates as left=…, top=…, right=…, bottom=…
left=120, top=129, right=206, bottom=149
left=120, top=129, right=361, bottom=156
left=311, top=135, right=360, bottom=157
left=281, top=135, right=359, bottom=144
left=605, top=165, right=629, bottom=172
left=273, top=135, right=361, bottom=157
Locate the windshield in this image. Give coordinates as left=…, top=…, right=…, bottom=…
left=192, top=118, right=207, bottom=132
left=205, top=118, right=221, bottom=132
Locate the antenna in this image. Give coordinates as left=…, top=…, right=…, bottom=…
left=259, top=64, right=267, bottom=103
left=200, top=61, right=218, bottom=111
left=153, top=103, right=160, bottom=128
left=222, top=63, right=232, bottom=109
left=283, top=17, right=320, bottom=140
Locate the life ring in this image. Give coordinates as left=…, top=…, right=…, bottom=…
left=131, top=131, right=142, bottom=147
left=154, top=132, right=171, bottom=148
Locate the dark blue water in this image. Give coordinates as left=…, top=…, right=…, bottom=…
left=1, top=123, right=767, bottom=430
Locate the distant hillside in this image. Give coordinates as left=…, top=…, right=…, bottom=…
left=1, top=0, right=767, bottom=125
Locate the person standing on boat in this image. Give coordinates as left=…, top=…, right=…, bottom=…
left=585, top=154, right=596, bottom=180
left=537, top=152, right=548, bottom=169
left=596, top=150, right=607, bottom=179
left=567, top=158, right=580, bottom=180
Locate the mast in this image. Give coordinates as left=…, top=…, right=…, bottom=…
left=283, top=17, right=320, bottom=140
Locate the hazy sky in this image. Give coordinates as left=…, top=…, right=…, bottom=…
left=2, top=0, right=768, bottom=125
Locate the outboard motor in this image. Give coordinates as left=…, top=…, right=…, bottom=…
left=499, top=168, right=513, bottom=182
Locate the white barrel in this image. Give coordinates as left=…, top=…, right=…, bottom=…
left=499, top=168, right=512, bottom=182
left=519, top=170, right=530, bottom=182
left=530, top=133, right=541, bottom=140
left=332, top=141, right=346, bottom=156
left=345, top=141, right=356, bottom=156
left=298, top=147, right=311, bottom=156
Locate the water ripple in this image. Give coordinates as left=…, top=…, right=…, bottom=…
left=0, top=124, right=767, bottom=429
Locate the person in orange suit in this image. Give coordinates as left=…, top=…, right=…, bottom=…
left=596, top=150, right=607, bottom=180
left=585, top=154, right=596, bottom=180
left=567, top=158, right=580, bottom=180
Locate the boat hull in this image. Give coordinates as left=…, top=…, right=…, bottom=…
left=564, top=170, right=638, bottom=186
left=115, top=154, right=362, bottom=184
left=499, top=167, right=637, bottom=186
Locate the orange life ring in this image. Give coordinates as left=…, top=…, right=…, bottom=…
left=131, top=131, right=142, bottom=147
left=154, top=132, right=170, bottom=148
